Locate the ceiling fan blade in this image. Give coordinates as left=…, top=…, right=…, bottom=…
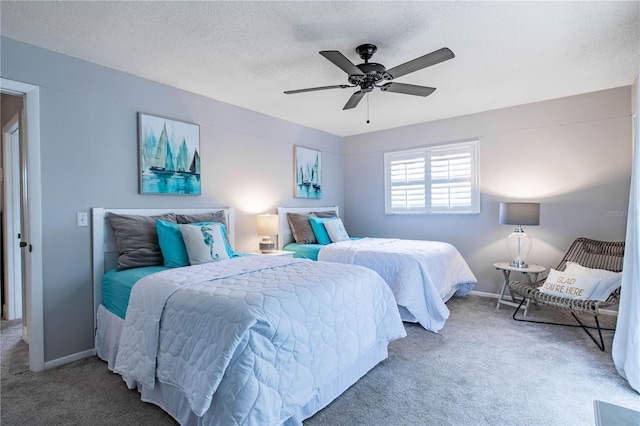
left=284, top=84, right=353, bottom=94
left=320, top=51, right=364, bottom=77
left=343, top=91, right=365, bottom=110
left=380, top=82, right=436, bottom=97
left=384, top=47, right=455, bottom=80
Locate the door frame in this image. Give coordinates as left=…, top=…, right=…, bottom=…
left=2, top=112, right=23, bottom=321
left=0, top=78, right=44, bottom=372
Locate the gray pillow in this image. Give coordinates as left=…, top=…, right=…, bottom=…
left=312, top=210, right=338, bottom=218
left=107, top=212, right=176, bottom=271
left=287, top=213, right=316, bottom=244
left=176, top=210, right=227, bottom=229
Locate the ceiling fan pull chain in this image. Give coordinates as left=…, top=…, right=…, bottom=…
left=366, top=93, right=370, bottom=124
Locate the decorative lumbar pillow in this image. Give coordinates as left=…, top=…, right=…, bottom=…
left=287, top=213, right=317, bottom=244
left=179, top=222, right=232, bottom=265
left=107, top=212, right=176, bottom=271
left=539, top=269, right=601, bottom=300
left=564, top=261, right=623, bottom=301
left=309, top=216, right=338, bottom=245
left=324, top=217, right=350, bottom=243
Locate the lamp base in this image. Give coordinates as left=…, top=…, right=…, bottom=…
left=506, top=229, right=532, bottom=270
left=509, top=260, right=529, bottom=268
left=259, top=237, right=275, bottom=253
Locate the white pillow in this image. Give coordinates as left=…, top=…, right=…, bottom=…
left=539, top=269, right=601, bottom=300
left=178, top=222, right=231, bottom=265
left=564, top=261, right=622, bottom=301
left=324, top=217, right=350, bottom=242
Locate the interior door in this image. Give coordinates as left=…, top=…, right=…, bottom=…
left=2, top=112, right=22, bottom=322
left=18, top=105, right=30, bottom=342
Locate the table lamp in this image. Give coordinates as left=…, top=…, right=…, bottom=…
left=499, top=202, right=540, bottom=268
left=257, top=214, right=279, bottom=253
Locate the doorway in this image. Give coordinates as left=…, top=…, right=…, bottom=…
left=2, top=106, right=24, bottom=333
left=0, top=78, right=43, bottom=372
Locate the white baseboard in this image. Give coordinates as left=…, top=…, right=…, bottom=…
left=469, top=290, right=500, bottom=299
left=44, top=348, right=96, bottom=370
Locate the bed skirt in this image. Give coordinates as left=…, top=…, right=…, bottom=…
left=95, top=304, right=389, bottom=425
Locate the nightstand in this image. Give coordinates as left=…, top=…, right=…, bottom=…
left=252, top=250, right=294, bottom=257
left=494, top=262, right=546, bottom=316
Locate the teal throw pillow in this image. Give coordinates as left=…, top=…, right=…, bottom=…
left=157, top=219, right=190, bottom=268
left=309, top=216, right=338, bottom=245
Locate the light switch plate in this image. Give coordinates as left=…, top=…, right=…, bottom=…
left=77, top=211, right=88, bottom=227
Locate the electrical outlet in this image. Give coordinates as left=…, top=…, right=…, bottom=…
left=76, top=211, right=88, bottom=227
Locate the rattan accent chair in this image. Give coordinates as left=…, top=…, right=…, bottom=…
left=508, top=237, right=625, bottom=351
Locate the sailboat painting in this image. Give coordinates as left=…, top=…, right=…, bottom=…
left=138, top=113, right=201, bottom=195
left=294, top=146, right=322, bottom=199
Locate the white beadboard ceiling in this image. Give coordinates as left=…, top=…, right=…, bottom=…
left=1, top=1, right=638, bottom=137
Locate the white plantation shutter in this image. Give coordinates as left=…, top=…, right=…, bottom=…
left=385, top=140, right=479, bottom=214
left=430, top=145, right=476, bottom=212
left=388, top=151, right=426, bottom=212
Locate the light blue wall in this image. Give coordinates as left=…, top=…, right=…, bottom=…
left=343, top=86, right=633, bottom=295
left=1, top=37, right=344, bottom=362
left=1, top=35, right=633, bottom=363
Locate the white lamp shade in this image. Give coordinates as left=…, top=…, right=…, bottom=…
left=257, top=214, right=278, bottom=236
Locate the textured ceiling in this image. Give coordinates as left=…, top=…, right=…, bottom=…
left=1, top=1, right=638, bottom=137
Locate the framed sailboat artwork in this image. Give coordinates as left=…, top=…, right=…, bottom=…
left=138, top=112, right=201, bottom=195
left=294, top=146, right=322, bottom=199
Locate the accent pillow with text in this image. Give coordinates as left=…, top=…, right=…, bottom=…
left=563, top=261, right=622, bottom=301
left=539, top=269, right=600, bottom=300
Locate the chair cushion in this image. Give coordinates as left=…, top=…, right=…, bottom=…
left=539, top=269, right=601, bottom=300
left=563, top=262, right=622, bottom=301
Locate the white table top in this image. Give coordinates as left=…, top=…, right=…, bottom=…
left=252, top=250, right=294, bottom=256
left=493, top=262, right=546, bottom=274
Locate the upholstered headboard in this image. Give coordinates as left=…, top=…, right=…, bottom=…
left=276, top=206, right=339, bottom=250
left=91, top=207, right=234, bottom=326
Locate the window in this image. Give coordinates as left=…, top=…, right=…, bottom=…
left=384, top=140, right=480, bottom=214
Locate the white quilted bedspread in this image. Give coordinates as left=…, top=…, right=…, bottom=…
left=114, top=255, right=405, bottom=425
left=318, top=238, right=477, bottom=332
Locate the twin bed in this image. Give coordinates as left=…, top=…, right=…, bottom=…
left=92, top=207, right=406, bottom=425
left=277, top=206, right=477, bottom=332
left=93, top=205, right=476, bottom=425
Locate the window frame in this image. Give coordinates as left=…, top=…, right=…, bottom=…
left=384, top=139, right=480, bottom=215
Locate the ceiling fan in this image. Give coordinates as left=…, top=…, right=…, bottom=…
left=284, top=43, right=455, bottom=111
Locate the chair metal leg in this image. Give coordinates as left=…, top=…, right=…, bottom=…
left=570, top=313, right=606, bottom=351
left=512, top=297, right=613, bottom=351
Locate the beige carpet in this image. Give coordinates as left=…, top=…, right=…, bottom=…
left=2, top=296, right=638, bottom=425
